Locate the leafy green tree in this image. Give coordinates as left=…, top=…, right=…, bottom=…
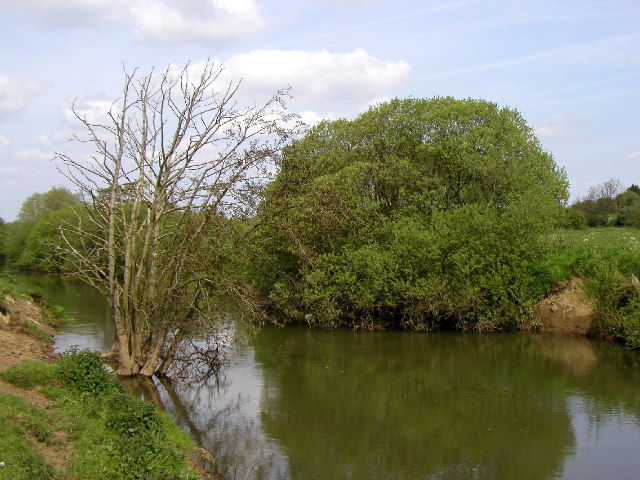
left=16, top=207, right=89, bottom=272
left=570, top=179, right=639, bottom=227
left=4, top=187, right=80, bottom=268
left=16, top=186, right=79, bottom=223
left=252, top=97, right=568, bottom=330
left=613, top=188, right=640, bottom=227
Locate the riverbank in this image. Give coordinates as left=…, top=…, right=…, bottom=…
left=0, top=276, right=213, bottom=480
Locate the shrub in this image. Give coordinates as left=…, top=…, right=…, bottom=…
left=55, top=348, right=122, bottom=396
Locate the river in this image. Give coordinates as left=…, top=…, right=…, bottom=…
left=9, top=272, right=640, bottom=480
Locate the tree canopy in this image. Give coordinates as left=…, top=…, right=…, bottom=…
left=16, top=187, right=79, bottom=223
left=252, top=97, right=568, bottom=330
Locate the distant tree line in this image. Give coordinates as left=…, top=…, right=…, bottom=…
left=0, top=186, right=81, bottom=270
left=565, top=178, right=640, bottom=229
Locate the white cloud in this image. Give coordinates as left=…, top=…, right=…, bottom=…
left=0, top=0, right=266, bottom=46
left=63, top=99, right=114, bottom=126
left=131, top=0, right=266, bottom=46
left=317, top=0, right=380, bottom=4
left=357, top=95, right=392, bottom=113
left=0, top=135, right=11, bottom=149
left=15, top=149, right=53, bottom=164
left=34, top=98, right=114, bottom=150
left=225, top=48, right=411, bottom=106
left=535, top=115, right=588, bottom=145
left=0, top=74, right=45, bottom=113
left=626, top=152, right=640, bottom=161
left=298, top=110, right=340, bottom=126
left=0, top=0, right=128, bottom=25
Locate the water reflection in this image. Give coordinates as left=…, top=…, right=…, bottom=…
left=9, top=273, right=640, bottom=480
left=253, top=329, right=573, bottom=480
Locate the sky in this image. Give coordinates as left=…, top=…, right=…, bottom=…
left=0, top=0, right=638, bottom=221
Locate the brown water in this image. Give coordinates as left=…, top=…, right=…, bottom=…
left=10, top=273, right=640, bottom=480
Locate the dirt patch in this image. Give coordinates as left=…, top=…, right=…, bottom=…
left=0, top=293, right=59, bottom=406
left=525, top=278, right=596, bottom=335
left=0, top=295, right=58, bottom=372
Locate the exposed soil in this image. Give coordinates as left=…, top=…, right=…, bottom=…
left=525, top=277, right=596, bottom=335
left=0, top=294, right=58, bottom=372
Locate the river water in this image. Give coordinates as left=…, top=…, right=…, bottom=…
left=9, top=273, right=640, bottom=480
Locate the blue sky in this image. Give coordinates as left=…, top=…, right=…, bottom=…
left=0, top=0, right=638, bottom=220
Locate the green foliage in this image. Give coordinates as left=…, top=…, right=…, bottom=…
left=63, top=389, right=197, bottom=480
left=0, top=352, right=199, bottom=479
left=254, top=97, right=568, bottom=330
left=0, top=217, right=6, bottom=261
left=16, top=187, right=79, bottom=223
left=579, top=256, right=640, bottom=347
left=92, top=393, right=195, bottom=480
left=55, top=348, right=122, bottom=396
left=4, top=187, right=82, bottom=271
left=3, top=220, right=34, bottom=265
left=562, top=207, right=587, bottom=229
left=0, top=275, right=46, bottom=309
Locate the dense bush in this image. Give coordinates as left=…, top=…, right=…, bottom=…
left=2, top=187, right=82, bottom=271
left=55, top=348, right=122, bottom=396
left=253, top=97, right=568, bottom=330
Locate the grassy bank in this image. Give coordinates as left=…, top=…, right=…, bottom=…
left=0, top=351, right=203, bottom=480
left=0, top=275, right=208, bottom=480
left=543, top=227, right=640, bottom=347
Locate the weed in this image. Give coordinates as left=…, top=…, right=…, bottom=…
left=548, top=228, right=640, bottom=347
left=55, top=348, right=122, bottom=396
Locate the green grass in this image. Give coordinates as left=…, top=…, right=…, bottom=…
left=0, top=394, right=55, bottom=480
left=543, top=227, right=640, bottom=348
left=0, top=361, right=57, bottom=389
left=553, top=227, right=640, bottom=264
left=0, top=352, right=201, bottom=480
left=539, top=228, right=640, bottom=282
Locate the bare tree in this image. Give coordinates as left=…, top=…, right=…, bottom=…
left=586, top=178, right=623, bottom=201
left=56, top=62, right=300, bottom=376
